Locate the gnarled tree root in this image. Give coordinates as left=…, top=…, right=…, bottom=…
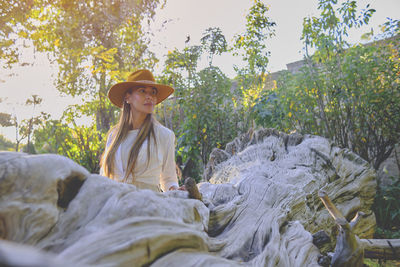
left=318, top=190, right=400, bottom=266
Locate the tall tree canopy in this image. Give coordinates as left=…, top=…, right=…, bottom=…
left=1, top=0, right=162, bottom=132
left=1, top=0, right=164, bottom=171
left=253, top=0, right=399, bottom=171
left=200, top=27, right=227, bottom=67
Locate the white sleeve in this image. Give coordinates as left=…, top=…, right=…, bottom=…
left=160, top=131, right=179, bottom=191
left=99, top=129, right=115, bottom=176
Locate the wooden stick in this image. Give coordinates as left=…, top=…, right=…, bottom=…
left=318, top=190, right=400, bottom=262
left=319, top=190, right=363, bottom=267
left=318, top=190, right=346, bottom=222
left=349, top=211, right=366, bottom=229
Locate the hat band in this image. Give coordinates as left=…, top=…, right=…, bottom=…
left=133, top=80, right=156, bottom=84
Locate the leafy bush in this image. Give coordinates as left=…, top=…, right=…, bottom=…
left=0, top=134, right=15, bottom=151
left=373, top=176, right=400, bottom=237
left=34, top=119, right=105, bottom=173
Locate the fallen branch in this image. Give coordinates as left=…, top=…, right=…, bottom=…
left=318, top=189, right=400, bottom=265
left=360, top=238, right=400, bottom=260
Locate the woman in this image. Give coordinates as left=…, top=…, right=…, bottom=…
left=100, top=69, right=179, bottom=192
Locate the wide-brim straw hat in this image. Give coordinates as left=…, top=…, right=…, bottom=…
left=108, top=69, right=174, bottom=108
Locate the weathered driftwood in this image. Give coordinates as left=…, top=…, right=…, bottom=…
left=361, top=239, right=400, bottom=260
left=318, top=190, right=364, bottom=267
left=204, top=129, right=376, bottom=257
left=0, top=239, right=88, bottom=267
left=318, top=190, right=400, bottom=266
left=0, top=129, right=380, bottom=266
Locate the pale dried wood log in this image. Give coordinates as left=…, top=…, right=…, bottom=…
left=202, top=128, right=376, bottom=266
left=0, top=128, right=380, bottom=266
left=0, top=239, right=89, bottom=267
left=360, top=238, right=400, bottom=260
left=0, top=152, right=88, bottom=244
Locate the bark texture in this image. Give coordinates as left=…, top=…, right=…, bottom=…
left=0, top=129, right=378, bottom=266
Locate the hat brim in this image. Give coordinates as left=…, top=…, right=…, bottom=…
left=108, top=81, right=174, bottom=108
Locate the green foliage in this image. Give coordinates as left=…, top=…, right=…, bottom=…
left=200, top=27, right=228, bottom=66
left=373, top=177, right=400, bottom=234
left=374, top=227, right=400, bottom=239
left=177, top=67, right=235, bottom=168
left=159, top=41, right=238, bottom=180
left=380, top=18, right=400, bottom=38
left=2, top=0, right=164, bottom=170
left=0, top=112, right=13, bottom=127
left=1, top=0, right=162, bottom=136
left=20, top=95, right=47, bottom=154
left=253, top=0, right=400, bottom=171
left=0, top=134, right=15, bottom=151
left=253, top=91, right=284, bottom=129
left=154, top=1, right=276, bottom=180
left=364, top=258, right=400, bottom=267
left=0, top=0, right=34, bottom=67
left=34, top=118, right=105, bottom=173
left=0, top=95, right=49, bottom=152
left=34, top=120, right=70, bottom=155
left=279, top=37, right=399, bottom=170
left=165, top=45, right=202, bottom=87
left=231, top=0, right=276, bottom=132
left=302, top=0, right=375, bottom=60
left=232, top=0, right=275, bottom=74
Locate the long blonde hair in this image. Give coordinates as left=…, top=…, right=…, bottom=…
left=100, top=90, right=157, bottom=182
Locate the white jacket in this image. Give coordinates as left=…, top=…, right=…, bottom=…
left=100, top=122, right=179, bottom=192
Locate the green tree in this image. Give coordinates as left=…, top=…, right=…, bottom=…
left=232, top=0, right=275, bottom=75
left=1, top=0, right=162, bottom=130
left=200, top=27, right=228, bottom=67
left=164, top=45, right=202, bottom=89
left=231, top=0, right=276, bottom=133
left=34, top=107, right=104, bottom=172
left=0, top=111, right=25, bottom=152
left=176, top=67, right=234, bottom=176
left=154, top=71, right=186, bottom=131
left=2, top=0, right=164, bottom=168
left=20, top=95, right=46, bottom=153
left=302, top=0, right=375, bottom=60
left=298, top=0, right=397, bottom=170
left=0, top=0, right=34, bottom=67
left=158, top=35, right=239, bottom=180
left=0, top=95, right=48, bottom=152
left=0, top=134, right=15, bottom=151
left=253, top=90, right=285, bottom=129
left=254, top=2, right=400, bottom=171
left=0, top=112, right=13, bottom=127
left=159, top=45, right=203, bottom=179
left=161, top=45, right=202, bottom=130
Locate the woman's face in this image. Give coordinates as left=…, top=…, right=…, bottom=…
left=125, top=86, right=157, bottom=115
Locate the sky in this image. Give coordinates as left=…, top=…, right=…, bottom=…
left=1, top=0, right=399, bottom=142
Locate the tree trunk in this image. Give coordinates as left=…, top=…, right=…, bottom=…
left=0, top=128, right=380, bottom=266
